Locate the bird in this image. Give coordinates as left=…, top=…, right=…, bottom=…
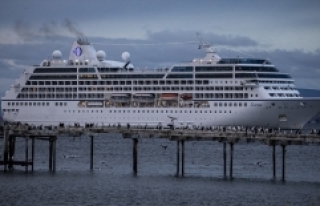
left=161, top=145, right=168, bottom=149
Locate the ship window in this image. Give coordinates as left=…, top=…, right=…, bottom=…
left=196, top=73, right=232, bottom=79
left=235, top=66, right=278, bottom=72
left=258, top=73, right=291, bottom=79
left=235, top=73, right=257, bottom=78
left=79, top=68, right=95, bottom=73
left=167, top=74, right=193, bottom=79
left=279, top=114, right=287, bottom=122
left=171, top=66, right=193, bottom=72
left=195, top=66, right=232, bottom=72
left=33, top=102, right=36, bottom=106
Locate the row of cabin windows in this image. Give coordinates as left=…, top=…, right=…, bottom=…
left=195, top=93, right=250, bottom=99
left=27, top=79, right=294, bottom=86
left=269, top=93, right=300, bottom=97
left=29, top=73, right=290, bottom=81
left=7, top=101, right=69, bottom=106
left=17, top=94, right=106, bottom=99
left=264, top=86, right=296, bottom=90
left=21, top=86, right=251, bottom=93
left=34, top=68, right=95, bottom=73
left=26, top=80, right=210, bottom=86
left=34, top=65, right=280, bottom=73
left=7, top=102, right=50, bottom=106
left=21, top=88, right=77, bottom=92
left=64, top=109, right=235, bottom=114
left=17, top=94, right=78, bottom=99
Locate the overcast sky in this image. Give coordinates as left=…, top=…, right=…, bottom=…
left=1, top=0, right=320, bottom=96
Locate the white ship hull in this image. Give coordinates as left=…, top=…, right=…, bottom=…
left=2, top=98, right=320, bottom=129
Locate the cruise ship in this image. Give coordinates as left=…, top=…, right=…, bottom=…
left=2, top=37, right=320, bottom=129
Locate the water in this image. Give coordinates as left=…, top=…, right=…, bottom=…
left=1, top=134, right=320, bottom=206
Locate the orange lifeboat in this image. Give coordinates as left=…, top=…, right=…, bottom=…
left=160, top=93, right=178, bottom=100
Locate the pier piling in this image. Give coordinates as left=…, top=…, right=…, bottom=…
left=176, top=140, right=180, bottom=177
left=31, top=137, right=35, bottom=172
left=223, top=142, right=227, bottom=179
left=3, top=128, right=9, bottom=172
left=8, top=136, right=16, bottom=170
left=90, top=136, right=94, bottom=170
left=25, top=136, right=28, bottom=173
left=133, top=138, right=138, bottom=174
left=181, top=140, right=185, bottom=177
left=52, top=137, right=56, bottom=172
left=49, top=138, right=53, bottom=171
left=282, top=144, right=286, bottom=182
left=230, top=142, right=234, bottom=179
left=272, top=143, right=276, bottom=180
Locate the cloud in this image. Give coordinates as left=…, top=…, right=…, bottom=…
left=0, top=29, right=320, bottom=95
left=12, top=19, right=87, bottom=44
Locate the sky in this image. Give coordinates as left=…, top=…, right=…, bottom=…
left=0, top=0, right=320, bottom=96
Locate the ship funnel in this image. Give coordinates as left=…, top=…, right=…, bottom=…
left=68, top=39, right=98, bottom=63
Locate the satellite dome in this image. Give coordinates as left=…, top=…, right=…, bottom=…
left=96, top=50, right=106, bottom=61
left=41, top=60, right=48, bottom=66
left=52, top=50, right=62, bottom=59
left=122, top=52, right=130, bottom=61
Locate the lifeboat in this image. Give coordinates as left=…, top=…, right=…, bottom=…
left=133, top=93, right=154, bottom=102
left=110, top=93, right=130, bottom=102
left=86, top=101, right=103, bottom=107
left=160, top=93, right=178, bottom=100
left=180, top=93, right=193, bottom=101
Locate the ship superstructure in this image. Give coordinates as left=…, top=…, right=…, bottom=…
left=2, top=37, right=320, bottom=129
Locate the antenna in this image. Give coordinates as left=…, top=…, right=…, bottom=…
left=196, top=32, right=211, bottom=50
left=196, top=32, right=204, bottom=45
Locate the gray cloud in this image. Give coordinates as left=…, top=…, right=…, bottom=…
left=0, top=30, right=320, bottom=93
left=13, top=19, right=87, bottom=43
left=61, top=19, right=86, bottom=40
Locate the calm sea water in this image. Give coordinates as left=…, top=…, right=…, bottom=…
left=1, top=132, right=320, bottom=206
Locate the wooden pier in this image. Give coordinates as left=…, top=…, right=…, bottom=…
left=1, top=124, right=320, bottom=181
